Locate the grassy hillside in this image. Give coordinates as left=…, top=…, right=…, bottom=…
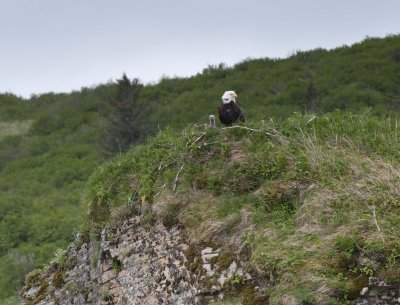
left=0, top=34, right=400, bottom=302
left=83, top=112, right=400, bottom=304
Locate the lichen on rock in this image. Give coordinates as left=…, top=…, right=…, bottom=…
left=21, top=213, right=257, bottom=305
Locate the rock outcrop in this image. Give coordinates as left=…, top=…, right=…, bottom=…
left=21, top=214, right=255, bottom=305
left=352, top=277, right=400, bottom=305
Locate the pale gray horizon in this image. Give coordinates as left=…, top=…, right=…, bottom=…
left=1, top=0, right=399, bottom=98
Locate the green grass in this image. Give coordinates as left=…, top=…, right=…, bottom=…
left=78, top=112, right=400, bottom=304
left=0, top=90, right=106, bottom=301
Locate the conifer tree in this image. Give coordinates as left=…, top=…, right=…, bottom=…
left=103, top=74, right=145, bottom=154
left=304, top=81, right=317, bottom=113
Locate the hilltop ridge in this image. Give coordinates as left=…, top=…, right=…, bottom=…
left=22, top=112, right=400, bottom=304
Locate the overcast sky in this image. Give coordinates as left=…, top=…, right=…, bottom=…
left=1, top=0, right=399, bottom=98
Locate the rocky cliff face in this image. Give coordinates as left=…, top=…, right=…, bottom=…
left=352, top=277, right=400, bottom=305
left=21, top=213, right=258, bottom=305
left=21, top=212, right=400, bottom=305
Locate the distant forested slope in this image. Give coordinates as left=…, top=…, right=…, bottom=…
left=0, top=87, right=112, bottom=302
left=140, top=34, right=400, bottom=129
left=0, top=34, right=399, bottom=303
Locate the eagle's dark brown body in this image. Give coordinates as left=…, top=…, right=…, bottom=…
left=217, top=101, right=245, bottom=126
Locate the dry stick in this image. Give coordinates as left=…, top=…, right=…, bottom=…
left=185, top=132, right=205, bottom=147
left=221, top=125, right=288, bottom=145
left=372, top=205, right=385, bottom=243
left=172, top=164, right=184, bottom=191
left=221, top=125, right=273, bottom=135
left=199, top=140, right=220, bottom=147
left=193, top=133, right=206, bottom=145
left=193, top=123, right=208, bottom=129
left=154, top=183, right=167, bottom=198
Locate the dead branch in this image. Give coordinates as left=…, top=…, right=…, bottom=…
left=221, top=125, right=288, bottom=145
left=172, top=164, right=184, bottom=191
left=185, top=132, right=205, bottom=147
left=193, top=133, right=206, bottom=146
left=371, top=205, right=385, bottom=243
left=154, top=183, right=167, bottom=198
left=221, top=125, right=272, bottom=134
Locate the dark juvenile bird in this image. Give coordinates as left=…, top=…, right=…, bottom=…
left=217, top=90, right=245, bottom=126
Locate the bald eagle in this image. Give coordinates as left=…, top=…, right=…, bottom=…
left=217, top=91, right=245, bottom=126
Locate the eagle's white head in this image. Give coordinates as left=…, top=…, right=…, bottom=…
left=221, top=91, right=237, bottom=104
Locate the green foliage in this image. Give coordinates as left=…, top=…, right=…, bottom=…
left=2, top=35, right=400, bottom=303
left=101, top=74, right=148, bottom=154
left=0, top=86, right=108, bottom=301
left=25, top=268, right=43, bottom=285
left=142, top=209, right=157, bottom=226
left=133, top=35, right=400, bottom=132
left=0, top=120, right=32, bottom=141
left=112, top=257, right=122, bottom=273
left=335, top=236, right=357, bottom=259
left=0, top=93, right=33, bottom=120
left=216, top=195, right=249, bottom=219
left=49, top=248, right=68, bottom=268
left=0, top=252, right=34, bottom=300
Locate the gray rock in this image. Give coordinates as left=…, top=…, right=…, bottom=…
left=20, top=216, right=256, bottom=305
